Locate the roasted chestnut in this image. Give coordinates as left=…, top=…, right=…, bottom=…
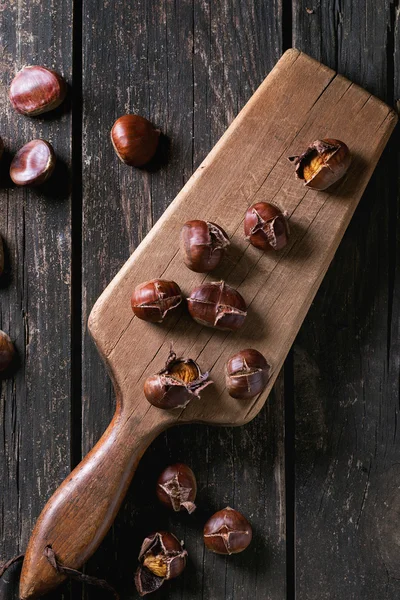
left=131, top=279, right=182, bottom=323
left=204, top=507, right=252, bottom=555
left=244, top=202, right=289, bottom=251
left=157, top=463, right=197, bottom=513
left=180, top=220, right=230, bottom=272
left=10, top=139, right=56, bottom=186
left=111, top=114, right=160, bottom=167
left=9, top=66, right=67, bottom=116
left=187, top=281, right=247, bottom=331
left=144, top=350, right=211, bottom=410
left=289, top=138, right=351, bottom=190
left=225, top=348, right=270, bottom=399
left=0, top=331, right=15, bottom=372
left=135, top=531, right=187, bottom=596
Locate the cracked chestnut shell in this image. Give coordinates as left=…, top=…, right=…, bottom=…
left=157, top=463, right=197, bottom=513
left=289, top=138, right=351, bottom=191
left=244, top=202, right=289, bottom=251
left=187, top=281, right=247, bottom=331
left=135, top=531, right=187, bottom=596
left=180, top=220, right=230, bottom=272
left=226, top=348, right=271, bottom=399
left=111, top=114, right=160, bottom=167
left=10, top=139, right=56, bottom=186
left=9, top=66, right=67, bottom=116
left=0, top=331, right=15, bottom=372
left=204, top=507, right=252, bottom=555
left=131, top=279, right=182, bottom=323
left=144, top=350, right=211, bottom=409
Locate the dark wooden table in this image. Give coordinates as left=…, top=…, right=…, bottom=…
left=1, top=2, right=399, bottom=599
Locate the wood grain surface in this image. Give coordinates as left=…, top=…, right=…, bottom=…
left=1, top=2, right=400, bottom=600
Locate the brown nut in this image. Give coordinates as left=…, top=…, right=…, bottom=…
left=187, top=281, right=247, bottom=331
left=0, top=331, right=15, bottom=372
left=10, top=139, right=56, bottom=186
left=157, top=463, right=197, bottom=513
left=131, top=279, right=182, bottom=323
left=289, top=138, right=351, bottom=191
left=204, top=506, right=252, bottom=555
left=144, top=350, right=211, bottom=410
left=9, top=66, right=67, bottom=116
left=225, top=348, right=271, bottom=399
left=244, top=202, right=289, bottom=251
left=180, top=220, right=230, bottom=273
left=111, top=114, right=160, bottom=167
left=135, top=531, right=187, bottom=596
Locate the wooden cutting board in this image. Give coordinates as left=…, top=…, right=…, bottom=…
left=20, top=49, right=397, bottom=600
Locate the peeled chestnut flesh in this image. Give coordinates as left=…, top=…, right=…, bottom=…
left=180, top=220, right=230, bottom=272
left=204, top=507, right=252, bottom=555
left=244, top=202, right=289, bottom=251
left=157, top=463, right=197, bottom=513
left=144, top=350, right=211, bottom=410
left=0, top=331, right=15, bottom=372
left=9, top=66, right=67, bottom=116
left=135, top=531, right=187, bottom=596
left=225, top=348, right=270, bottom=399
left=289, top=138, right=351, bottom=191
left=187, top=281, right=247, bottom=331
left=111, top=114, right=160, bottom=167
left=10, top=139, right=56, bottom=186
left=131, top=279, right=182, bottom=323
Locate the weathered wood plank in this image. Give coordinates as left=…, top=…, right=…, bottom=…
left=0, top=1, right=73, bottom=599
left=293, top=1, right=400, bottom=598
left=81, top=1, right=285, bottom=598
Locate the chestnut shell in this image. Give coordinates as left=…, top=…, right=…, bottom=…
left=135, top=531, right=187, bottom=596
left=204, top=506, right=252, bottom=555
left=9, top=66, right=67, bottom=116
left=289, top=138, right=351, bottom=191
left=187, top=281, right=247, bottom=331
left=244, top=202, right=289, bottom=251
left=144, top=352, right=211, bottom=410
left=180, top=220, right=230, bottom=273
left=157, top=463, right=197, bottom=513
left=10, top=139, right=56, bottom=186
left=225, top=348, right=271, bottom=399
left=111, top=114, right=160, bottom=167
left=131, top=279, right=182, bottom=323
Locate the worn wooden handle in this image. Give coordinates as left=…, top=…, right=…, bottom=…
left=19, top=401, right=172, bottom=600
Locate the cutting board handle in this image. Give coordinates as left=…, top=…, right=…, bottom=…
left=19, top=403, right=170, bottom=600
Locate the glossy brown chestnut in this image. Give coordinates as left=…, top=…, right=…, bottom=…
left=244, top=202, right=289, bottom=251
left=144, top=350, right=211, bottom=410
left=180, top=220, right=230, bottom=272
left=135, top=531, right=187, bottom=596
left=111, top=114, right=160, bottom=167
left=157, top=463, right=197, bottom=513
left=289, top=138, right=351, bottom=190
left=0, top=330, right=15, bottom=372
left=204, top=506, right=252, bottom=555
left=131, top=279, right=182, bottom=323
left=9, top=66, right=67, bottom=116
left=10, top=139, right=56, bottom=186
left=225, top=348, right=270, bottom=399
left=187, top=281, right=247, bottom=331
